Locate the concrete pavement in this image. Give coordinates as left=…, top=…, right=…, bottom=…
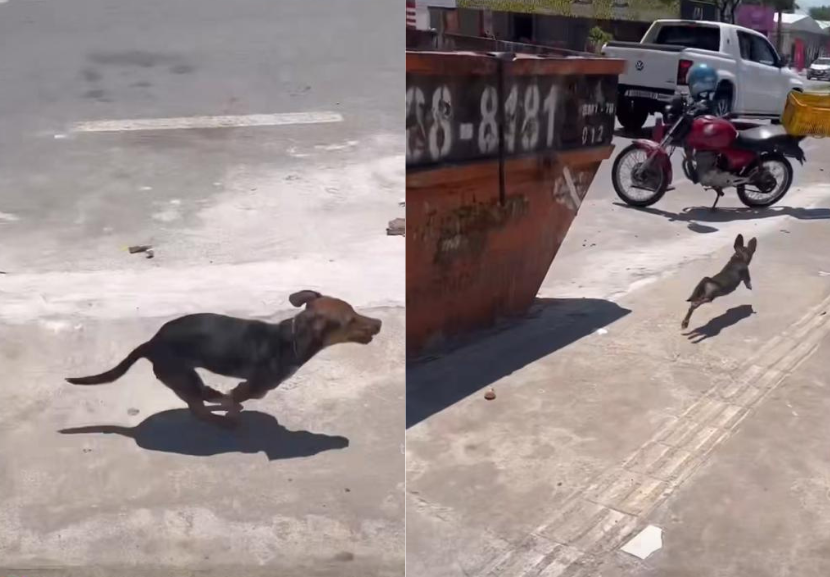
left=407, top=121, right=830, bottom=576
left=0, top=1, right=403, bottom=575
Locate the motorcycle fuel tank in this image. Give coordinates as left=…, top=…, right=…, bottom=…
left=686, top=115, right=738, bottom=151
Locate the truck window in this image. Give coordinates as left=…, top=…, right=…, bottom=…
left=653, top=25, right=720, bottom=52
left=738, top=32, right=752, bottom=60
left=750, top=35, right=778, bottom=66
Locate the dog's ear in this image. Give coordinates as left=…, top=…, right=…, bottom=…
left=289, top=290, right=322, bottom=308
left=734, top=234, right=745, bottom=251
left=747, top=237, right=757, bottom=254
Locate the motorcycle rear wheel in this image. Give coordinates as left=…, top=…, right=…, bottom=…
left=612, top=144, right=669, bottom=207
left=736, top=154, right=793, bottom=208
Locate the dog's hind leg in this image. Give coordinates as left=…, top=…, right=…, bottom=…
left=153, top=365, right=237, bottom=429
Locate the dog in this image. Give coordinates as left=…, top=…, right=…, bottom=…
left=66, top=290, right=382, bottom=428
left=681, top=234, right=756, bottom=330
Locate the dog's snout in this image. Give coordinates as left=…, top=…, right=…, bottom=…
left=367, top=317, right=382, bottom=335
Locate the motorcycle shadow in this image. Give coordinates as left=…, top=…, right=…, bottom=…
left=614, top=202, right=830, bottom=232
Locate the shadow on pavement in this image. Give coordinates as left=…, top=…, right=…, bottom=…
left=406, top=298, right=630, bottom=428
left=684, top=304, right=755, bottom=344
left=59, top=409, right=349, bottom=461
left=615, top=202, right=830, bottom=233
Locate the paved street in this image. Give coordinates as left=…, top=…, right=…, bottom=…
left=407, top=114, right=830, bottom=576
left=0, top=1, right=403, bottom=576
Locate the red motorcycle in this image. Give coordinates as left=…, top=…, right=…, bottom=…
left=612, top=94, right=806, bottom=209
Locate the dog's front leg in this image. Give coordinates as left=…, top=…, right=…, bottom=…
left=742, top=269, right=752, bottom=291
left=229, top=379, right=272, bottom=411
left=681, top=301, right=702, bottom=329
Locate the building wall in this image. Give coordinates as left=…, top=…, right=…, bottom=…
left=456, top=0, right=680, bottom=23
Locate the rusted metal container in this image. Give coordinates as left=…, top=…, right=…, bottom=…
left=406, top=46, right=625, bottom=354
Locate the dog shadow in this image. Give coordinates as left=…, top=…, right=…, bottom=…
left=684, top=304, right=755, bottom=344
left=59, top=409, right=349, bottom=461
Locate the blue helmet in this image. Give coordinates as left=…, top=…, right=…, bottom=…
left=687, top=63, right=718, bottom=97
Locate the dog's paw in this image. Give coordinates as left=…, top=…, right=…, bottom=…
left=681, top=320, right=689, bottom=330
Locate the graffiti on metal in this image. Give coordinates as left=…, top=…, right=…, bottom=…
left=456, top=0, right=679, bottom=22
left=406, top=73, right=616, bottom=168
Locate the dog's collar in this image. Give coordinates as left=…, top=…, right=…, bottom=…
left=291, top=316, right=299, bottom=361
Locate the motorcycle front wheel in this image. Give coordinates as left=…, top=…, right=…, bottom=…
left=612, top=144, right=669, bottom=207
left=736, top=154, right=793, bottom=208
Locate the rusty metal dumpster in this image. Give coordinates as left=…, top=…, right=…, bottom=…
left=406, top=46, right=625, bottom=354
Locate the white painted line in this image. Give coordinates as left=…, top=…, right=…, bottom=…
left=70, top=112, right=343, bottom=133
left=621, top=525, right=663, bottom=560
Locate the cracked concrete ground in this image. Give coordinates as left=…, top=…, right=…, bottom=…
left=0, top=0, right=403, bottom=575
left=407, top=127, right=830, bottom=576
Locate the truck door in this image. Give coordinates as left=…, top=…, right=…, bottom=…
left=739, top=32, right=788, bottom=115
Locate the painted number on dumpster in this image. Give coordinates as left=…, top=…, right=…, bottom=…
left=406, top=74, right=617, bottom=168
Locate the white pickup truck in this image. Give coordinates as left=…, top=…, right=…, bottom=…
left=602, top=20, right=804, bottom=130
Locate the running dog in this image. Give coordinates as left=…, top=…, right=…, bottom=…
left=682, top=234, right=757, bottom=330
left=66, top=290, right=382, bottom=428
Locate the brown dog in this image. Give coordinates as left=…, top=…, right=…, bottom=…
left=66, top=290, right=382, bottom=428
left=682, top=234, right=756, bottom=330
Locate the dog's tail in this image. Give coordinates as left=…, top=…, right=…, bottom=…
left=59, top=425, right=136, bottom=438
left=66, top=343, right=149, bottom=385
left=686, top=277, right=712, bottom=302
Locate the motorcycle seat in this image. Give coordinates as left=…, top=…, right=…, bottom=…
left=735, top=125, right=795, bottom=149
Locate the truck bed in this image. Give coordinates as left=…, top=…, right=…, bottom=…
left=604, top=41, right=685, bottom=53
left=603, top=42, right=682, bottom=94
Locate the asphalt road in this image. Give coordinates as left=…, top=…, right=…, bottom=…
left=0, top=1, right=404, bottom=576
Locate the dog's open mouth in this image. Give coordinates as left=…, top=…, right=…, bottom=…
left=354, top=333, right=375, bottom=344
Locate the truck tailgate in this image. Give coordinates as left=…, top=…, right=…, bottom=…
left=603, top=42, right=681, bottom=93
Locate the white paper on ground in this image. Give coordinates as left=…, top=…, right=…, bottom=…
left=621, top=525, right=663, bottom=560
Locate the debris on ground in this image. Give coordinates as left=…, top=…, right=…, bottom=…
left=127, top=408, right=140, bottom=416
left=387, top=218, right=405, bottom=237
left=484, top=388, right=496, bottom=401
left=621, top=525, right=663, bottom=560
left=128, top=245, right=154, bottom=259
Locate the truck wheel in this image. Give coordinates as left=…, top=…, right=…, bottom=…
left=713, top=87, right=733, bottom=117
left=617, top=99, right=649, bottom=132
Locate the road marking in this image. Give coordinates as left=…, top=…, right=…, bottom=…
left=475, top=290, right=830, bottom=576
left=69, top=112, right=343, bottom=133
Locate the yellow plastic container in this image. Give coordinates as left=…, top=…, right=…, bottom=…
left=781, top=90, right=830, bottom=137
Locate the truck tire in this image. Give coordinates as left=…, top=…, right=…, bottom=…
left=713, top=86, right=733, bottom=117
left=617, top=98, right=649, bottom=132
